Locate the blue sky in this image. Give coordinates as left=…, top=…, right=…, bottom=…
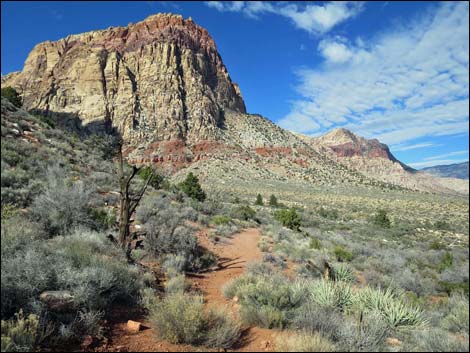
left=1, top=1, right=468, bottom=168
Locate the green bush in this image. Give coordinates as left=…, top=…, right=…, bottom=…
left=373, top=209, right=391, bottom=228
left=309, top=237, right=322, bottom=250
left=269, top=194, right=279, bottom=207
left=179, top=172, right=206, bottom=202
left=318, top=207, right=339, bottom=220
left=89, top=207, right=116, bottom=230
left=211, top=215, right=231, bottom=226
left=255, top=194, right=264, bottom=206
left=438, top=251, right=453, bottom=272
left=138, top=166, right=165, bottom=190
left=1, top=310, right=38, bottom=352
left=1, top=87, right=22, bottom=108
left=274, top=208, right=301, bottom=231
left=333, top=245, right=353, bottom=262
left=231, top=205, right=256, bottom=221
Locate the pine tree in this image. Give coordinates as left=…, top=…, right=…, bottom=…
left=255, top=194, right=263, bottom=206
left=269, top=194, right=278, bottom=207
left=180, top=172, right=206, bottom=201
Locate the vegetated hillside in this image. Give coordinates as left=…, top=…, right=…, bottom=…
left=421, top=161, right=469, bottom=180
left=2, top=12, right=467, bottom=195
left=1, top=12, right=469, bottom=353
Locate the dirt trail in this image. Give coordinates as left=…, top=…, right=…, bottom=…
left=97, top=228, right=279, bottom=352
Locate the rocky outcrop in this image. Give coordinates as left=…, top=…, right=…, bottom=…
left=312, top=128, right=399, bottom=161
left=2, top=13, right=245, bottom=144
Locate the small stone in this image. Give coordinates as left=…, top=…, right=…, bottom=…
left=386, top=337, right=402, bottom=346
left=80, top=335, right=98, bottom=350
left=232, top=296, right=239, bottom=303
left=127, top=320, right=142, bottom=333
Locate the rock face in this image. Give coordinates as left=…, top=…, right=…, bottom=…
left=2, top=13, right=245, bottom=144
left=312, top=128, right=399, bottom=161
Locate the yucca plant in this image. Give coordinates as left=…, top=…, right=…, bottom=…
left=357, top=286, right=427, bottom=328
left=309, top=280, right=355, bottom=311
left=332, top=263, right=356, bottom=283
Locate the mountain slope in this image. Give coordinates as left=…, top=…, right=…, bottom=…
left=421, top=161, right=469, bottom=179
left=2, top=12, right=467, bottom=195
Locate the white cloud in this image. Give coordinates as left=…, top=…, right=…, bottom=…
left=318, top=37, right=354, bottom=63
left=279, top=1, right=469, bottom=146
left=392, top=142, right=437, bottom=152
left=424, top=150, right=468, bottom=161
left=408, top=158, right=468, bottom=169
left=204, top=1, right=363, bottom=34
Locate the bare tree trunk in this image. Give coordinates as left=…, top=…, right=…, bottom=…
left=116, top=141, right=154, bottom=261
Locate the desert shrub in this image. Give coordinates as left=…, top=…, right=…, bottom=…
left=30, top=166, right=94, bottom=235
left=1, top=229, right=144, bottom=318
left=318, top=207, right=339, bottom=220
left=148, top=293, right=206, bottom=344
left=276, top=332, right=336, bottom=352
left=269, top=194, right=279, bottom=207
left=231, top=205, right=256, bottom=221
left=165, top=275, right=191, bottom=294
left=333, top=245, right=354, bottom=262
left=336, top=312, right=389, bottom=352
left=372, top=209, right=391, bottom=228
left=333, top=263, right=356, bottom=283
left=89, top=207, right=116, bottom=230
left=309, top=237, right=322, bottom=249
left=438, top=251, right=453, bottom=272
left=161, top=254, right=186, bottom=278
left=245, top=280, right=303, bottom=327
left=204, top=309, right=241, bottom=349
left=1, top=87, right=22, bottom=107
left=356, top=286, right=427, bottom=328
left=55, top=310, right=103, bottom=344
left=255, top=194, right=264, bottom=206
left=442, top=293, right=469, bottom=334
left=148, top=293, right=240, bottom=348
left=211, top=215, right=231, bottom=226
left=274, top=208, right=301, bottom=231
left=292, top=304, right=343, bottom=340
left=224, top=271, right=305, bottom=328
left=410, top=328, right=469, bottom=352
left=1, top=310, right=38, bottom=352
left=179, top=172, right=206, bottom=201
left=429, top=239, right=446, bottom=250
left=263, top=253, right=287, bottom=269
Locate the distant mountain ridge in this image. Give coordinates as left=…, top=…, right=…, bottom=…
left=421, top=161, right=469, bottom=180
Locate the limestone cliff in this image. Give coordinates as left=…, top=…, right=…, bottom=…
left=2, top=13, right=245, bottom=144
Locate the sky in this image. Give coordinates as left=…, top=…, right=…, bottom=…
left=1, top=1, right=469, bottom=169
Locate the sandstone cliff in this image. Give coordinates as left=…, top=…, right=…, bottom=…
left=2, top=13, right=245, bottom=144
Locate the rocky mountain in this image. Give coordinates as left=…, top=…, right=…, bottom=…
left=2, top=13, right=245, bottom=144
left=421, top=161, right=469, bottom=180
left=2, top=13, right=468, bottom=195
